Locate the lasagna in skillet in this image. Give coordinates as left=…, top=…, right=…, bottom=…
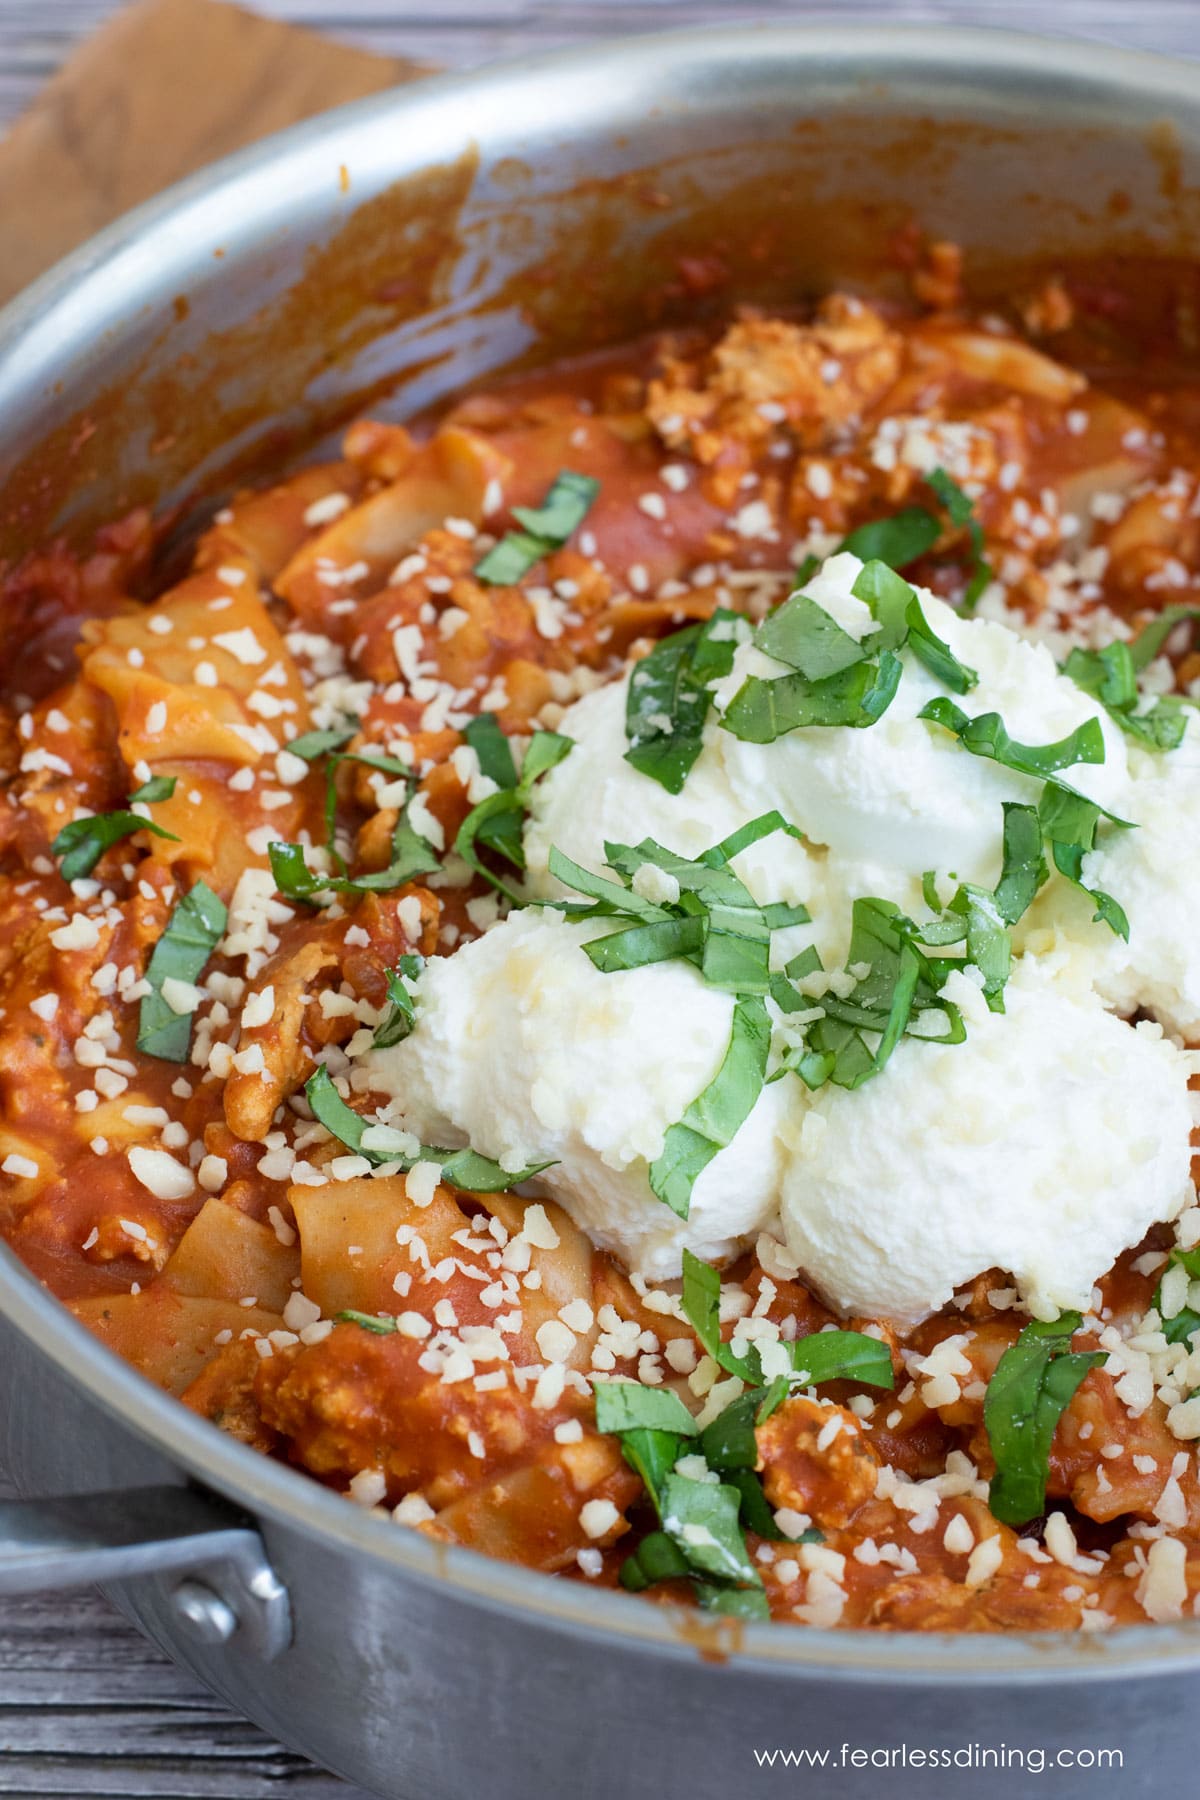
left=4, top=239, right=1200, bottom=1631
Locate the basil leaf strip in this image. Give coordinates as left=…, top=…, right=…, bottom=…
left=650, top=995, right=770, bottom=1220
left=1064, top=641, right=1189, bottom=752
left=304, top=1066, right=553, bottom=1191
left=754, top=591, right=866, bottom=680
left=787, top=1331, right=895, bottom=1389
left=619, top=1530, right=691, bottom=1591
left=53, top=790, right=182, bottom=882
left=625, top=609, right=746, bottom=794
left=463, top=712, right=518, bottom=790
left=130, top=776, right=178, bottom=804
left=455, top=729, right=573, bottom=902
left=1127, top=603, right=1200, bottom=673
left=984, top=1313, right=1105, bottom=1527
left=1037, top=786, right=1130, bottom=941
left=136, top=880, right=227, bottom=1062
left=335, top=1309, right=398, bottom=1335
left=720, top=649, right=902, bottom=744
left=269, top=795, right=440, bottom=902
left=918, top=698, right=1112, bottom=794
left=474, top=469, right=599, bottom=586
left=286, top=724, right=359, bottom=760
left=1153, top=1247, right=1200, bottom=1347
left=925, top=466, right=994, bottom=611
left=680, top=1249, right=761, bottom=1383
left=839, top=506, right=941, bottom=568
left=692, top=1580, right=772, bottom=1619
left=372, top=955, right=423, bottom=1049
left=993, top=802, right=1048, bottom=925
left=659, top=1471, right=763, bottom=1588
left=593, top=1380, right=699, bottom=1437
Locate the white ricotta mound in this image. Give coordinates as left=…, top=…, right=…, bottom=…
left=365, top=907, right=791, bottom=1278
left=777, top=959, right=1195, bottom=1324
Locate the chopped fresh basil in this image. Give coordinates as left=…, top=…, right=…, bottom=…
left=984, top=1313, right=1105, bottom=1527
left=130, top=775, right=178, bottom=804
left=285, top=724, right=359, bottom=761
left=993, top=802, right=1049, bottom=925
left=474, top=469, right=599, bottom=585
left=1152, top=1246, right=1200, bottom=1346
left=1127, top=603, right=1200, bottom=673
left=619, top=1530, right=691, bottom=1591
left=918, top=698, right=1110, bottom=793
left=680, top=1249, right=760, bottom=1383
left=839, top=506, right=941, bottom=569
left=903, top=592, right=979, bottom=694
left=463, top=711, right=518, bottom=790
left=592, top=1379, right=699, bottom=1437
left=798, top=466, right=990, bottom=607
left=583, top=914, right=706, bottom=976
left=849, top=558, right=914, bottom=650
left=511, top=471, right=601, bottom=541
left=619, top=1428, right=687, bottom=1516
left=604, top=836, right=775, bottom=995
left=693, top=1580, right=772, bottom=1619
left=755, top=591, right=866, bottom=681
left=136, top=880, right=227, bottom=1062
left=800, top=898, right=952, bottom=1088
left=1064, top=640, right=1189, bottom=752
left=304, top=1066, right=553, bottom=1191
left=698, top=1390, right=763, bottom=1472
left=335, top=1309, right=397, bottom=1335
left=720, top=649, right=902, bottom=744
left=925, top=466, right=993, bottom=611
left=52, top=777, right=181, bottom=881
left=372, top=956, right=423, bottom=1049
left=650, top=995, right=770, bottom=1219
left=1037, top=786, right=1130, bottom=940
left=269, top=799, right=440, bottom=903
left=788, top=1331, right=895, bottom=1389
left=872, top=576, right=966, bottom=693
left=659, top=1471, right=763, bottom=1588
left=625, top=609, right=746, bottom=794
left=455, top=728, right=573, bottom=902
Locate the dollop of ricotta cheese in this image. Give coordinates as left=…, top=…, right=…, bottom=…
left=1031, top=712, right=1200, bottom=1039
left=778, top=959, right=1196, bottom=1323
left=365, top=907, right=791, bottom=1277
left=365, top=549, right=1200, bottom=1324
left=710, top=553, right=1130, bottom=887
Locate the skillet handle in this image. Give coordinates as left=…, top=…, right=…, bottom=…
left=0, top=1483, right=291, bottom=1659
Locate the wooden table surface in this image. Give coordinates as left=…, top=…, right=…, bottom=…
left=0, top=2, right=1197, bottom=1795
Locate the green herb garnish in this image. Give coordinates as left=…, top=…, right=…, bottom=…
left=455, top=727, right=573, bottom=902
left=839, top=506, right=942, bottom=570
left=372, top=955, right=423, bottom=1049
left=624, top=609, right=746, bottom=793
left=474, top=470, right=599, bottom=585
left=925, top=466, right=993, bottom=612
left=303, top=1065, right=551, bottom=1191
left=1063, top=640, right=1189, bottom=752
left=593, top=1380, right=700, bottom=1438
left=52, top=776, right=181, bottom=881
left=285, top=724, right=359, bottom=761
left=984, top=1313, right=1105, bottom=1527
left=1152, top=1246, right=1200, bottom=1347
left=136, top=880, right=227, bottom=1062
left=650, top=996, right=770, bottom=1220
left=335, top=1310, right=398, bottom=1335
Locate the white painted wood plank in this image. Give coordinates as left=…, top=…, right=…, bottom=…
left=0, top=1, right=1195, bottom=129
